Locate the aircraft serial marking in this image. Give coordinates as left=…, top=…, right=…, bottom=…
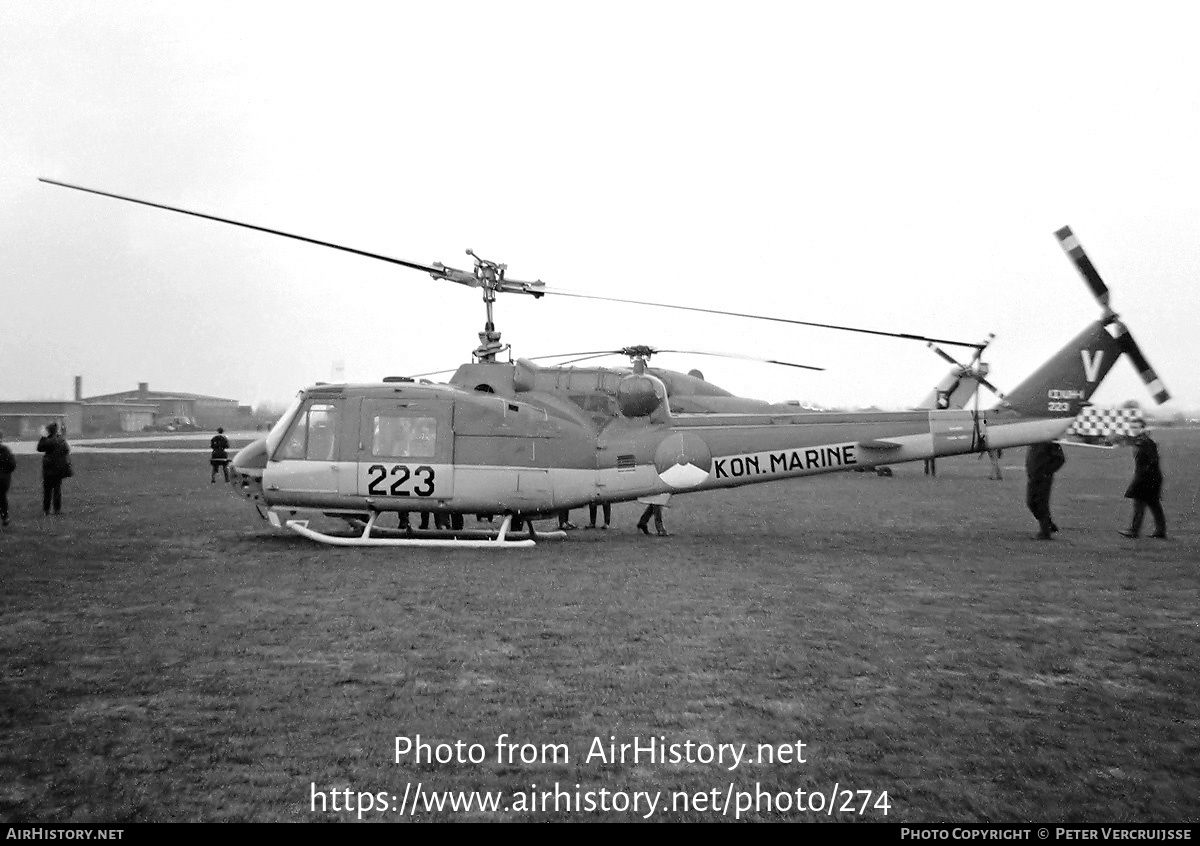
left=365, top=463, right=436, bottom=497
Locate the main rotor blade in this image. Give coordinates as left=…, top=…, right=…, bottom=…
left=532, top=347, right=823, bottom=371
left=39, top=177, right=444, bottom=276
left=651, top=349, right=823, bottom=371
left=38, top=177, right=984, bottom=352
left=539, top=288, right=985, bottom=350
left=526, top=350, right=622, bottom=362
left=1055, top=226, right=1111, bottom=309
left=405, top=367, right=461, bottom=378
left=554, top=353, right=627, bottom=366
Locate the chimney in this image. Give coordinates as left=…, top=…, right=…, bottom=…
left=138, top=382, right=149, bottom=400
left=74, top=376, right=82, bottom=402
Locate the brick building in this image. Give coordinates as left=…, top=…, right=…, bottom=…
left=82, top=381, right=243, bottom=430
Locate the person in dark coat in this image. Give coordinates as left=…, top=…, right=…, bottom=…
left=587, top=502, right=611, bottom=529
left=1025, top=441, right=1065, bottom=540
left=36, top=422, right=71, bottom=516
left=1120, top=431, right=1166, bottom=539
left=419, top=511, right=450, bottom=530
left=210, top=427, right=230, bottom=483
left=0, top=430, right=15, bottom=527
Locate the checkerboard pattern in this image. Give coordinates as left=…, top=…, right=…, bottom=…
left=1068, top=406, right=1143, bottom=437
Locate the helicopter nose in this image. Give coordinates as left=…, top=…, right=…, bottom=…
left=229, top=437, right=269, bottom=508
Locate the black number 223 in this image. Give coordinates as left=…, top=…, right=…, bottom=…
left=366, top=464, right=435, bottom=497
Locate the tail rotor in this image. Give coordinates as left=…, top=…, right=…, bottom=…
left=924, top=334, right=1007, bottom=408
left=1054, top=226, right=1170, bottom=404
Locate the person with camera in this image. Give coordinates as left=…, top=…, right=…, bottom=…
left=36, top=422, right=72, bottom=516
left=210, top=427, right=230, bottom=483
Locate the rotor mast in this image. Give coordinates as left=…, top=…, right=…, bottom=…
left=430, top=249, right=546, bottom=362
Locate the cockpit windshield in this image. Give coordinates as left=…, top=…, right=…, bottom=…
left=265, top=392, right=305, bottom=458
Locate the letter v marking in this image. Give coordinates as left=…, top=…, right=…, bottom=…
left=1080, top=349, right=1105, bottom=382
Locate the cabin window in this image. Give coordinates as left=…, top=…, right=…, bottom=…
left=276, top=402, right=341, bottom=461
left=568, top=393, right=616, bottom=428
left=371, top=415, right=437, bottom=459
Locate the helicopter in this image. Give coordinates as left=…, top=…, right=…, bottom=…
left=417, top=344, right=828, bottom=418
left=38, top=179, right=1171, bottom=547
left=918, top=334, right=1001, bottom=411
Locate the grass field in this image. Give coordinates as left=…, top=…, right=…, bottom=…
left=2, top=430, right=1197, bottom=822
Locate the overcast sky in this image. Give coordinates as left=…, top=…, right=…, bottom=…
left=3, top=2, right=1197, bottom=413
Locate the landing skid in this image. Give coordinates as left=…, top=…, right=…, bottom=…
left=284, top=512, right=563, bottom=548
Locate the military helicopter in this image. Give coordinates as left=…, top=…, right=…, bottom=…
left=39, top=179, right=1171, bottom=547
left=419, top=344, right=826, bottom=417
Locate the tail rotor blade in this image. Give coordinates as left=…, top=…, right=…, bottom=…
left=976, top=376, right=1008, bottom=401
left=927, top=342, right=965, bottom=369
left=1055, top=226, right=1169, bottom=405
left=1055, top=226, right=1111, bottom=309
left=1112, top=323, right=1171, bottom=404
left=966, top=333, right=995, bottom=367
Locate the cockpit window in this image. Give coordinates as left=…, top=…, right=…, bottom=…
left=265, top=392, right=305, bottom=457
left=275, top=402, right=341, bottom=461
left=371, top=415, right=437, bottom=458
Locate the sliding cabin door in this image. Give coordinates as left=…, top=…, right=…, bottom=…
left=356, top=399, right=455, bottom=502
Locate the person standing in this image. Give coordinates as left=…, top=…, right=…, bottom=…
left=988, top=449, right=1004, bottom=481
left=587, top=502, right=611, bottom=530
left=419, top=512, right=451, bottom=530
left=0, top=431, right=15, bottom=528
left=37, top=422, right=71, bottom=516
left=1025, top=441, right=1065, bottom=540
left=1120, top=430, right=1166, bottom=539
left=637, top=503, right=669, bottom=536
left=210, top=427, right=230, bottom=483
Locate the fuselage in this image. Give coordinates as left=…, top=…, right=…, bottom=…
left=230, top=362, right=1072, bottom=520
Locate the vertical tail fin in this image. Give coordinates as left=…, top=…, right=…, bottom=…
left=1001, top=319, right=1124, bottom=418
